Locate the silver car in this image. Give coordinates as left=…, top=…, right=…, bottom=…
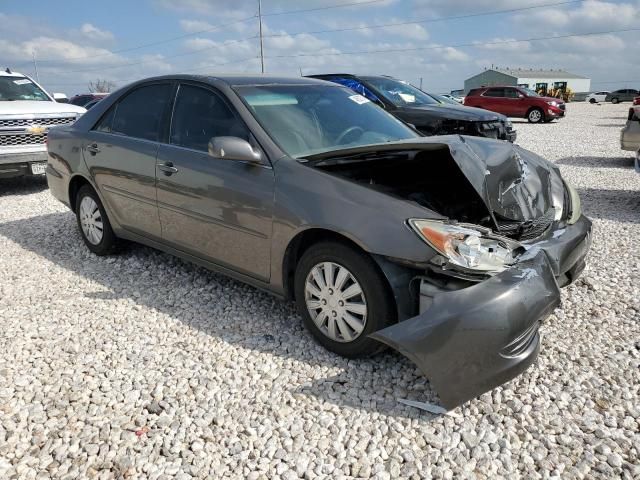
left=46, top=75, right=591, bottom=409
left=621, top=106, right=640, bottom=151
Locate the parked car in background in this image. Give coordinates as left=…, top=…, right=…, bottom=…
left=464, top=85, right=566, bottom=123
left=605, top=89, right=639, bottom=104
left=0, top=68, right=85, bottom=179
left=46, top=74, right=591, bottom=409
left=585, top=91, right=609, bottom=103
left=69, top=93, right=109, bottom=107
left=621, top=105, right=640, bottom=152
left=309, top=74, right=516, bottom=142
left=440, top=93, right=463, bottom=104
left=431, top=93, right=462, bottom=105
left=83, top=98, right=103, bottom=110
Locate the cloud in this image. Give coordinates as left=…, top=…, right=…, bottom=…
left=514, top=0, right=640, bottom=33
left=79, top=23, right=115, bottom=42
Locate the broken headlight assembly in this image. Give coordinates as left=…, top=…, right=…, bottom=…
left=408, top=219, right=522, bottom=273
left=564, top=181, right=582, bottom=225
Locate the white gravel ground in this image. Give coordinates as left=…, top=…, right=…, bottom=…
left=0, top=102, right=639, bottom=479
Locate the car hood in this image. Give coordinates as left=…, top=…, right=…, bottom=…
left=396, top=103, right=504, bottom=122
left=539, top=96, right=564, bottom=104
left=0, top=100, right=86, bottom=116
left=305, top=135, right=558, bottom=224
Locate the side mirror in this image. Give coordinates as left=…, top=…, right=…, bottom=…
left=208, top=136, right=262, bottom=164
left=53, top=93, right=68, bottom=103
left=518, top=94, right=525, bottom=99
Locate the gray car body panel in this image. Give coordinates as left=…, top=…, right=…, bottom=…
left=46, top=74, right=592, bottom=408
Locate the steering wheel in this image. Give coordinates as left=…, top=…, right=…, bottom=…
left=336, top=126, right=365, bottom=145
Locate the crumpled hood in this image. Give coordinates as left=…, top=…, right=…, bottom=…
left=397, top=103, right=504, bottom=122
left=0, top=100, right=86, bottom=116
left=451, top=136, right=555, bottom=222
left=305, top=135, right=561, bottom=225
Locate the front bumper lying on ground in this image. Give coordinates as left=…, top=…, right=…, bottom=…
left=371, top=215, right=592, bottom=410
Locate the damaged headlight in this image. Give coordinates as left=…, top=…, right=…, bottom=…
left=565, top=181, right=582, bottom=224
left=408, top=219, right=521, bottom=272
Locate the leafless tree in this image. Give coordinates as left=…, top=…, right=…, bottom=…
left=88, top=79, right=116, bottom=93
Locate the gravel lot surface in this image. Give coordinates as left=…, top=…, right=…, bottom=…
left=1, top=102, right=639, bottom=479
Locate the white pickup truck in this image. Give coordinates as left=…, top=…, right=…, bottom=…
left=0, top=69, right=86, bottom=178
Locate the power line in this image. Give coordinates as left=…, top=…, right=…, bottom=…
left=261, top=0, right=585, bottom=39
left=14, top=1, right=387, bottom=66
left=262, top=0, right=386, bottom=17
left=61, top=37, right=257, bottom=74
left=266, top=27, right=640, bottom=59
left=12, top=16, right=258, bottom=66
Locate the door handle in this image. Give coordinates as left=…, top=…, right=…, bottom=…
left=157, top=162, right=178, bottom=175
left=86, top=143, right=100, bottom=155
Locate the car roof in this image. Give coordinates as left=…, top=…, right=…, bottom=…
left=132, top=74, right=334, bottom=87
left=0, top=70, right=28, bottom=78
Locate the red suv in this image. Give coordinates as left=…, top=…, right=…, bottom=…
left=464, top=86, right=566, bottom=123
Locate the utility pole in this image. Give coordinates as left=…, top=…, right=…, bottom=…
left=32, top=50, right=40, bottom=83
left=419, top=77, right=423, bottom=90
left=258, top=0, right=265, bottom=73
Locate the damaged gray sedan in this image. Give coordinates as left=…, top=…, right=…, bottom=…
left=46, top=75, right=591, bottom=409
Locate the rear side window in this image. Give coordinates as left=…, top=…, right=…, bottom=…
left=170, top=84, right=249, bottom=152
left=105, top=84, right=172, bottom=142
left=327, top=77, right=381, bottom=103
left=484, top=88, right=504, bottom=97
left=467, top=88, right=482, bottom=96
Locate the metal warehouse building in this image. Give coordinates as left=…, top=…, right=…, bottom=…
left=463, top=68, right=591, bottom=95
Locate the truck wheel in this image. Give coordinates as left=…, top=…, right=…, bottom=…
left=527, top=108, right=544, bottom=123
left=294, top=241, right=396, bottom=358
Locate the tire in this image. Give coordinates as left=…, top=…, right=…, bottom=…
left=294, top=241, right=396, bottom=358
left=527, top=108, right=544, bottom=123
left=75, top=184, right=117, bottom=255
left=611, top=97, right=619, bottom=104
left=589, top=98, right=596, bottom=104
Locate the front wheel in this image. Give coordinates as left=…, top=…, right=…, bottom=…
left=294, top=242, right=396, bottom=358
left=611, top=97, right=620, bottom=104
left=527, top=108, right=544, bottom=123
left=75, top=184, right=118, bottom=255
left=589, top=98, right=596, bottom=104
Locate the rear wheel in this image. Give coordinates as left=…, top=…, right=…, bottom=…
left=294, top=242, right=396, bottom=358
left=527, top=108, right=544, bottom=123
left=75, top=185, right=117, bottom=255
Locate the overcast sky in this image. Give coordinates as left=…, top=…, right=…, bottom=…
left=1, top=0, right=639, bottom=95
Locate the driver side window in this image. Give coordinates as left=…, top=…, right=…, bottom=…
left=170, top=84, right=249, bottom=153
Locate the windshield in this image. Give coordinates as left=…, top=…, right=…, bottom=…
left=236, top=84, right=419, bottom=158
left=362, top=77, right=440, bottom=107
left=522, top=88, right=540, bottom=97
left=0, top=76, right=50, bottom=101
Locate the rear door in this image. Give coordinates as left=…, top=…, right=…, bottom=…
left=155, top=82, right=274, bottom=280
left=82, top=82, right=173, bottom=240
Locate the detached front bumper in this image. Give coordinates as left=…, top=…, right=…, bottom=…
left=371, top=215, right=592, bottom=409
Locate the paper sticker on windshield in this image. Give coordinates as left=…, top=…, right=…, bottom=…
left=349, top=94, right=370, bottom=105
left=14, top=79, right=33, bottom=85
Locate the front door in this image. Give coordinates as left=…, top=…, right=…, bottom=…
left=155, top=83, right=274, bottom=280
left=83, top=83, right=173, bottom=239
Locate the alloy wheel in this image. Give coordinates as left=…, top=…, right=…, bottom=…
left=79, top=196, right=103, bottom=245
left=529, top=109, right=542, bottom=122
left=304, top=262, right=367, bottom=343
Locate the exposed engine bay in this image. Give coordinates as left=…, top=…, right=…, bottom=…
left=311, top=144, right=560, bottom=242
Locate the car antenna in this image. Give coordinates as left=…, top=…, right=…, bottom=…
left=5, top=67, right=11, bottom=74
